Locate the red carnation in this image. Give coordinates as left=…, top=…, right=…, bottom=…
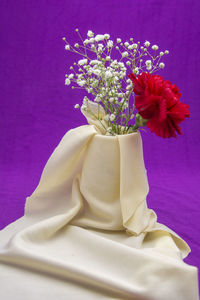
left=128, top=72, right=190, bottom=138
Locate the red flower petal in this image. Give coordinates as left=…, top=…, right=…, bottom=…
left=128, top=72, right=190, bottom=138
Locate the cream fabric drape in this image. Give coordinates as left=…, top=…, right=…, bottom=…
left=0, top=125, right=199, bottom=300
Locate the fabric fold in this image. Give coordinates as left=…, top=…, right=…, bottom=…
left=0, top=124, right=199, bottom=300
left=25, top=125, right=97, bottom=219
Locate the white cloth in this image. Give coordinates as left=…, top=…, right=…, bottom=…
left=0, top=125, right=199, bottom=300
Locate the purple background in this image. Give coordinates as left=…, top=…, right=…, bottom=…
left=0, top=0, right=199, bottom=289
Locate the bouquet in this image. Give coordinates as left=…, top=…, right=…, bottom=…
left=63, top=29, right=189, bottom=138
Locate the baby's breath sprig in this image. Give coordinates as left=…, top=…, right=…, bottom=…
left=63, top=29, right=169, bottom=135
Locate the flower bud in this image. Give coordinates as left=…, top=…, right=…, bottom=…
left=65, top=45, right=70, bottom=50
left=65, top=78, right=71, bottom=85
left=144, top=41, right=150, bottom=47
left=152, top=44, right=158, bottom=50
left=135, top=113, right=148, bottom=127
left=87, top=30, right=94, bottom=37
left=159, top=62, right=165, bottom=69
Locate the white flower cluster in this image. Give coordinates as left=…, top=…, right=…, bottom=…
left=63, top=30, right=169, bottom=135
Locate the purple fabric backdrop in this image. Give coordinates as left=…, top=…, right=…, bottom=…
left=0, top=0, right=199, bottom=289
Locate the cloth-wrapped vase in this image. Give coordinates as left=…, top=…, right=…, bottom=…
left=0, top=125, right=199, bottom=300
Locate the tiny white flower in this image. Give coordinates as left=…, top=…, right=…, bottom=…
left=152, top=44, right=159, bottom=50
left=87, top=30, right=94, bottom=37
left=124, top=42, right=129, bottom=47
left=98, top=44, right=103, bottom=51
left=88, top=38, right=95, bottom=44
left=144, top=41, right=150, bottom=47
left=110, top=114, right=115, bottom=121
left=90, top=60, right=101, bottom=65
left=105, top=70, right=112, bottom=78
left=165, top=50, right=169, bottom=54
left=109, top=97, right=114, bottom=103
left=95, top=34, right=105, bottom=42
left=107, top=40, right=113, bottom=48
left=78, top=59, right=88, bottom=66
left=83, top=39, right=89, bottom=45
left=65, top=45, right=70, bottom=50
left=74, top=43, right=79, bottom=48
left=93, top=69, right=101, bottom=76
left=106, top=56, right=111, bottom=61
left=159, top=51, right=164, bottom=56
left=122, top=51, right=128, bottom=58
left=68, top=74, right=74, bottom=79
left=65, top=78, right=71, bottom=85
left=145, top=60, right=152, bottom=66
left=133, top=67, right=139, bottom=75
left=118, top=62, right=125, bottom=68
left=77, top=80, right=86, bottom=87
left=104, top=34, right=110, bottom=40
left=132, top=43, right=138, bottom=49
left=117, top=38, right=121, bottom=43
left=74, top=104, right=80, bottom=109
left=115, top=46, right=119, bottom=50
left=159, top=62, right=165, bottom=69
